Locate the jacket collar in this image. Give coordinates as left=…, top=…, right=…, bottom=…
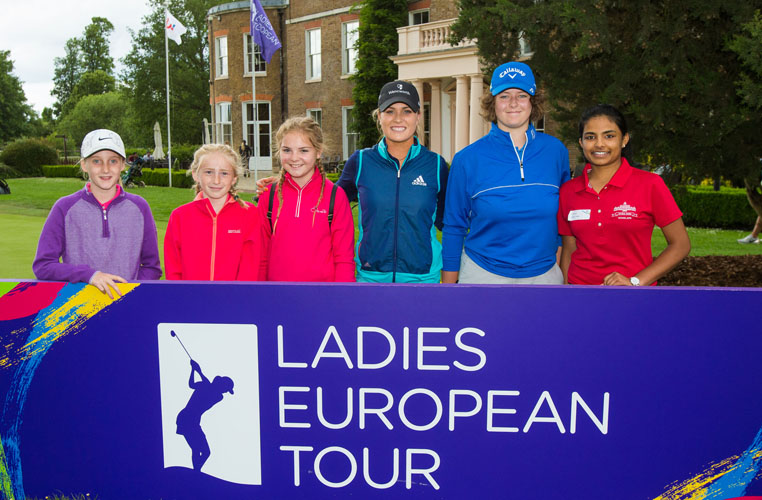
left=283, top=168, right=319, bottom=191
left=377, top=136, right=421, bottom=166
left=489, top=122, right=537, bottom=149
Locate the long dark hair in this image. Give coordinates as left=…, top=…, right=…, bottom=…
left=578, top=104, right=633, bottom=164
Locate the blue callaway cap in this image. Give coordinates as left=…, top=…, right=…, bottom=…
left=490, top=61, right=536, bottom=96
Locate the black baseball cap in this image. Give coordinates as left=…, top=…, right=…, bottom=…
left=378, top=80, right=420, bottom=113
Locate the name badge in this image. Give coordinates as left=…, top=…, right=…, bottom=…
left=568, top=209, right=591, bottom=221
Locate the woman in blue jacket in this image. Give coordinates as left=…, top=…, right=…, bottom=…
left=338, top=80, right=448, bottom=283
left=442, top=62, right=570, bottom=284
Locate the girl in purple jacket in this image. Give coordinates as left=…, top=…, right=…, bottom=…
left=33, top=129, right=161, bottom=297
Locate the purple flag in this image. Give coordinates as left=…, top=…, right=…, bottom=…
left=250, top=0, right=281, bottom=64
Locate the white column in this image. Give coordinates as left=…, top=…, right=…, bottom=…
left=411, top=79, right=425, bottom=140
left=430, top=80, right=442, bottom=155
left=455, top=75, right=469, bottom=154
left=469, top=74, right=485, bottom=143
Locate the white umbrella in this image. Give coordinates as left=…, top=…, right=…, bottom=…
left=153, top=122, right=165, bottom=160
left=202, top=118, right=211, bottom=145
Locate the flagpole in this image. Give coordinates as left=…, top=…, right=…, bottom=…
left=164, top=8, right=173, bottom=188
left=251, top=46, right=259, bottom=184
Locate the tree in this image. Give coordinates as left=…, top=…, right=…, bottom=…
left=61, top=69, right=116, bottom=117
left=57, top=91, right=129, bottom=147
left=350, top=0, right=408, bottom=148
left=451, top=0, right=761, bottom=192
left=122, top=0, right=214, bottom=145
left=51, top=39, right=82, bottom=118
left=80, top=17, right=115, bottom=74
left=0, top=50, right=36, bottom=143
left=728, top=10, right=762, bottom=218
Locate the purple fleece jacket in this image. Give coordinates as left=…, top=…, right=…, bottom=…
left=33, top=186, right=162, bottom=283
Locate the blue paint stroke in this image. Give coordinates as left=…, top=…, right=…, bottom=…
left=705, top=425, right=762, bottom=499
left=0, top=283, right=87, bottom=500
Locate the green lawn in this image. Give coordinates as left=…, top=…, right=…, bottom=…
left=0, top=177, right=760, bottom=280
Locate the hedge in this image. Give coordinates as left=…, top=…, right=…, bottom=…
left=670, top=185, right=757, bottom=229
left=139, top=168, right=193, bottom=188
left=43, top=165, right=84, bottom=179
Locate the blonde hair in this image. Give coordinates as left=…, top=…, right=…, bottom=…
left=271, top=116, right=326, bottom=232
left=189, top=144, right=246, bottom=207
left=480, top=87, right=546, bottom=125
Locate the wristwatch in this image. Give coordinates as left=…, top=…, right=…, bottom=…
left=630, top=276, right=640, bottom=286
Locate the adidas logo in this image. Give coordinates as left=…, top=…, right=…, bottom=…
left=411, top=175, right=427, bottom=186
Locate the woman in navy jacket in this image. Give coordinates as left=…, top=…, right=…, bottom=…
left=338, top=81, right=448, bottom=283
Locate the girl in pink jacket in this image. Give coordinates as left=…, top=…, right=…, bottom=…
left=258, top=116, right=355, bottom=282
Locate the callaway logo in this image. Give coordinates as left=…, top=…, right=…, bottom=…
left=499, top=67, right=526, bottom=79
left=411, top=175, right=427, bottom=187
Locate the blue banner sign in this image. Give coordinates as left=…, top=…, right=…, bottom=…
left=0, top=281, right=761, bottom=499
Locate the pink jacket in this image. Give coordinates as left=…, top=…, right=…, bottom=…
left=258, top=170, right=355, bottom=282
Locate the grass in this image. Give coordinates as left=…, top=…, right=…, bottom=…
left=0, top=177, right=760, bottom=280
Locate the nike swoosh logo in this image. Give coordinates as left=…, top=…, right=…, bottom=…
left=98, top=137, right=110, bottom=141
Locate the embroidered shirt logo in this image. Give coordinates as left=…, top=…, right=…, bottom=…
left=612, top=202, right=638, bottom=219
left=311, top=207, right=327, bottom=214
left=227, top=229, right=241, bottom=234
left=411, top=175, right=427, bottom=187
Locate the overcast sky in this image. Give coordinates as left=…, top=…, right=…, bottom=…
left=1, top=0, right=155, bottom=114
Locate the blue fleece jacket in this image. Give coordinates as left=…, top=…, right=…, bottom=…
left=338, top=137, right=448, bottom=283
left=442, top=123, right=570, bottom=278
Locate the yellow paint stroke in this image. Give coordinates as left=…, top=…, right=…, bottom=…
left=0, top=283, right=138, bottom=369
left=653, top=449, right=762, bottom=500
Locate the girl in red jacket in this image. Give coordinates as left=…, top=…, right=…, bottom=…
left=258, top=116, right=355, bottom=282
left=164, top=144, right=266, bottom=281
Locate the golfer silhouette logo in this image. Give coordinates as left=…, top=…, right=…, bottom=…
left=173, top=329, right=235, bottom=470
left=158, top=323, right=262, bottom=485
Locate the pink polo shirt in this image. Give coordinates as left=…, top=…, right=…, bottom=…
left=557, top=159, right=682, bottom=285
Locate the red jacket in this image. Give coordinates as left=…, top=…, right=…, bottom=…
left=258, top=170, right=355, bottom=282
left=164, top=194, right=266, bottom=281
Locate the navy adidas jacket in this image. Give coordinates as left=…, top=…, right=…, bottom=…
left=338, top=138, right=448, bottom=283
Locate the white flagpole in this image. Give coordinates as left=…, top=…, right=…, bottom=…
left=251, top=44, right=259, bottom=184
left=164, top=9, right=173, bottom=187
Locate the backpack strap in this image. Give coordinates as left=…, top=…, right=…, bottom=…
left=327, top=183, right=338, bottom=228
left=267, top=186, right=275, bottom=232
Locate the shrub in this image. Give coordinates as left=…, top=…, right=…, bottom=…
left=670, top=185, right=758, bottom=229
left=139, top=168, right=194, bottom=188
left=43, top=165, right=84, bottom=179
left=0, top=163, right=22, bottom=179
left=169, top=144, right=201, bottom=169
left=0, top=139, right=59, bottom=177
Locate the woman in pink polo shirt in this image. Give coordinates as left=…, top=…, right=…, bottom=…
left=557, top=104, right=691, bottom=286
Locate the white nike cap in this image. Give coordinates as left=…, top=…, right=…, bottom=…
left=81, top=129, right=126, bottom=159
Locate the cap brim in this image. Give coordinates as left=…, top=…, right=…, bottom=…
left=491, top=82, right=535, bottom=96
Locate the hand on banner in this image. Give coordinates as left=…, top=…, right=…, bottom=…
left=602, top=272, right=633, bottom=286
left=89, top=271, right=127, bottom=299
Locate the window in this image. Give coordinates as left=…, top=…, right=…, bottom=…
left=215, top=102, right=232, bottom=145
left=534, top=115, right=546, bottom=133
left=307, top=108, right=322, bottom=127
left=342, top=106, right=358, bottom=159
left=243, top=101, right=272, bottom=159
left=342, top=21, right=359, bottom=75
left=244, top=35, right=266, bottom=75
left=305, top=28, right=321, bottom=80
left=409, top=9, right=430, bottom=25
left=215, top=36, right=228, bottom=78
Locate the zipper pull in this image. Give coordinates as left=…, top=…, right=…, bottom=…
left=103, top=208, right=107, bottom=220
left=520, top=161, right=525, bottom=182
left=397, top=168, right=401, bottom=179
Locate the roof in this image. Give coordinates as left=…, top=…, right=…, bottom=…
left=208, top=0, right=288, bottom=16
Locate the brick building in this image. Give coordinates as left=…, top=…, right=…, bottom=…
left=207, top=0, right=576, bottom=172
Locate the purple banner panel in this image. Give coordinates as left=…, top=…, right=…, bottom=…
left=0, top=280, right=761, bottom=500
